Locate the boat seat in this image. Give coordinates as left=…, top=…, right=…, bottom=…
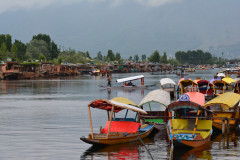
left=113, top=118, right=136, bottom=121
left=101, top=121, right=141, bottom=134
left=138, top=124, right=153, bottom=132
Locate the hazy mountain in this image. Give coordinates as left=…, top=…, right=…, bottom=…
left=0, top=0, right=239, bottom=58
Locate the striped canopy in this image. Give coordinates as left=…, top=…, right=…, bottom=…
left=88, top=97, right=147, bottom=114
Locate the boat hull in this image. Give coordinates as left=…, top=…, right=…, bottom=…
left=172, top=134, right=211, bottom=148
left=80, top=125, right=154, bottom=145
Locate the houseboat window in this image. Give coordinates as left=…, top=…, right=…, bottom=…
left=215, top=104, right=222, bottom=111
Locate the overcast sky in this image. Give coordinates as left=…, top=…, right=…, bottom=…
left=1, top=0, right=240, bottom=58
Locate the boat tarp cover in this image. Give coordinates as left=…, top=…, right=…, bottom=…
left=178, top=78, right=196, bottom=86
left=217, top=72, right=226, bottom=77
left=222, top=77, right=237, bottom=85
left=204, top=92, right=240, bottom=109
left=209, top=77, right=222, bottom=84
left=212, top=80, right=226, bottom=86
left=88, top=98, right=147, bottom=114
left=185, top=92, right=205, bottom=106
left=168, top=92, right=205, bottom=111
left=160, top=78, right=176, bottom=86
left=139, top=89, right=170, bottom=107
left=101, top=121, right=141, bottom=134
left=172, top=119, right=212, bottom=139
left=111, top=97, right=138, bottom=107
left=116, top=75, right=144, bottom=83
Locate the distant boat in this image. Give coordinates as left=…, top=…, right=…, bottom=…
left=160, top=78, right=176, bottom=99
left=99, top=75, right=156, bottom=90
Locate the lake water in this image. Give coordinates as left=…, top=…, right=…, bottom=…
left=1, top=69, right=240, bottom=160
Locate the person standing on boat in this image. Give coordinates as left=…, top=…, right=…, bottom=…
left=107, top=75, right=111, bottom=87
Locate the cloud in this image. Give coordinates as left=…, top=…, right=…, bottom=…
left=0, top=0, right=181, bottom=13
left=135, top=0, right=182, bottom=7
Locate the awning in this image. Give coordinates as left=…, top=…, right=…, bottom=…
left=160, top=78, right=176, bottom=86
left=222, top=77, right=237, bottom=85
left=204, top=92, right=240, bottom=109
left=88, top=97, right=147, bottom=114
left=139, top=89, right=170, bottom=107
left=116, top=75, right=144, bottom=83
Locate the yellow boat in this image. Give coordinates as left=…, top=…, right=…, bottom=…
left=167, top=92, right=215, bottom=148
left=204, top=92, right=240, bottom=132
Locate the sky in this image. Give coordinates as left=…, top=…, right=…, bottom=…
left=1, top=0, right=240, bottom=58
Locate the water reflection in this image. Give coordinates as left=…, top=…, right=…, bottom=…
left=171, top=141, right=212, bottom=160
left=81, top=142, right=141, bottom=160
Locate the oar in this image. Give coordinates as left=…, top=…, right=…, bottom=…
left=138, top=136, right=154, bottom=160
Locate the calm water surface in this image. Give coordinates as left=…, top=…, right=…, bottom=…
left=1, top=69, right=240, bottom=160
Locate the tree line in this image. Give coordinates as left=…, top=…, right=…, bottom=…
left=0, top=34, right=226, bottom=66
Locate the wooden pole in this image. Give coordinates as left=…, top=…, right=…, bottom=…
left=169, top=112, right=174, bottom=137
left=193, top=108, right=200, bottom=136
left=88, top=105, right=94, bottom=139
left=107, top=106, right=114, bottom=138
left=222, top=118, right=225, bottom=147
left=227, top=118, right=230, bottom=148
left=222, top=119, right=225, bottom=134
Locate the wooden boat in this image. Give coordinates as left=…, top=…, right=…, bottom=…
left=80, top=97, right=154, bottom=145
left=99, top=75, right=156, bottom=90
left=204, top=92, right=240, bottom=132
left=185, top=68, right=196, bottom=72
left=194, top=79, right=214, bottom=100
left=138, top=89, right=171, bottom=130
left=167, top=92, right=215, bottom=148
left=177, top=78, right=198, bottom=96
left=160, top=78, right=176, bottom=99
left=234, top=78, right=240, bottom=94
left=176, top=72, right=189, bottom=76
left=212, top=77, right=236, bottom=96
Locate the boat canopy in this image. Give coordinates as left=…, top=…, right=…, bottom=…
left=88, top=97, right=147, bottom=114
left=217, top=72, right=225, bottom=78
left=168, top=92, right=206, bottom=112
left=209, top=77, right=222, bottom=84
left=222, top=77, right=237, bottom=85
left=212, top=80, right=226, bottom=86
left=194, top=80, right=210, bottom=85
left=160, top=78, right=176, bottom=86
left=178, top=78, right=196, bottom=86
left=139, top=89, right=170, bottom=107
left=116, top=75, right=144, bottom=83
left=204, top=92, right=240, bottom=109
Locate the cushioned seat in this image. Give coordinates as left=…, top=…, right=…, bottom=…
left=101, top=121, right=141, bottom=134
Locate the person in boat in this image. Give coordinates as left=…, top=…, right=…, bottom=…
left=107, top=75, right=111, bottom=87
left=128, top=81, right=133, bottom=86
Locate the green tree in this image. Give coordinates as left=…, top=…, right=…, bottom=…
left=26, top=39, right=49, bottom=60
left=141, top=54, right=146, bottom=62
left=32, top=34, right=59, bottom=60
left=14, top=40, right=26, bottom=61
left=10, top=43, right=18, bottom=59
left=115, top=52, right=121, bottom=61
left=5, top=34, right=12, bottom=51
left=38, top=53, right=46, bottom=61
left=86, top=51, right=91, bottom=59
left=148, top=50, right=160, bottom=63
left=0, top=42, right=8, bottom=61
left=134, top=54, right=139, bottom=62
left=97, top=51, right=103, bottom=61
left=106, top=50, right=115, bottom=61
left=161, top=52, right=168, bottom=64
left=128, top=56, right=133, bottom=61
